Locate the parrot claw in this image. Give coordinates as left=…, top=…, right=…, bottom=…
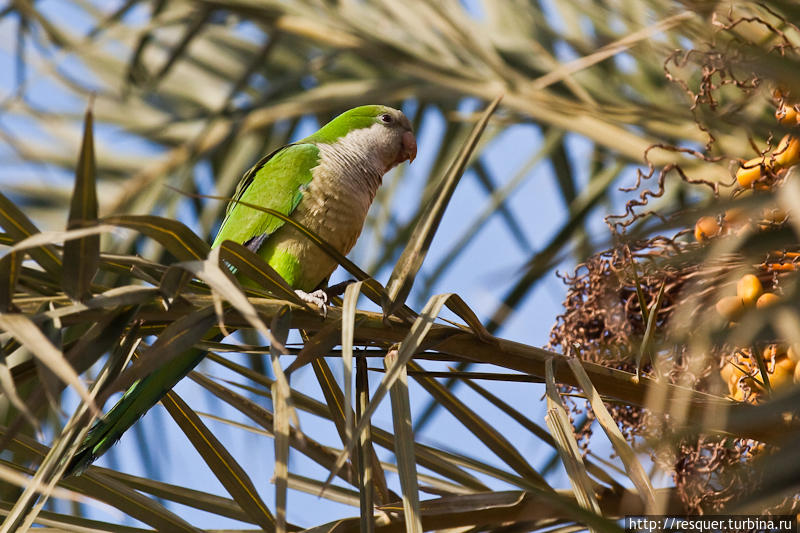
left=295, top=289, right=329, bottom=317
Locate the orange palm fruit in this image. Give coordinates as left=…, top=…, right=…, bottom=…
left=737, top=274, right=763, bottom=305
left=756, top=292, right=781, bottom=309
left=720, top=361, right=736, bottom=385
left=774, top=134, right=800, bottom=168
left=788, top=344, right=800, bottom=363
left=723, top=208, right=750, bottom=233
left=756, top=292, right=780, bottom=309
left=724, top=362, right=752, bottom=396
left=775, top=354, right=794, bottom=371
left=732, top=387, right=746, bottom=402
left=762, top=343, right=784, bottom=361
left=794, top=360, right=800, bottom=383
left=694, top=216, right=722, bottom=241
left=724, top=207, right=746, bottom=223
left=776, top=104, right=798, bottom=125
left=736, top=157, right=767, bottom=187
left=716, top=295, right=745, bottom=321
left=769, top=356, right=795, bottom=389
left=767, top=263, right=797, bottom=272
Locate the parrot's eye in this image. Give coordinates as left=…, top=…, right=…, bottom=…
left=380, top=113, right=393, bottom=124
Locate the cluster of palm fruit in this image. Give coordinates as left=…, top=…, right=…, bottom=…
left=733, top=96, right=800, bottom=188
left=715, top=269, right=798, bottom=403
left=719, top=342, right=798, bottom=403
left=549, top=89, right=800, bottom=513
left=694, top=92, right=799, bottom=242
left=695, top=90, right=800, bottom=405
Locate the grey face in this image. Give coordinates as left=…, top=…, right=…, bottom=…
left=373, top=107, right=417, bottom=170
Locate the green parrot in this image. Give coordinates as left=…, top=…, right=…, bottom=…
left=65, top=105, right=416, bottom=475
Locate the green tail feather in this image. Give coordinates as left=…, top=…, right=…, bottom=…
left=65, top=347, right=208, bottom=476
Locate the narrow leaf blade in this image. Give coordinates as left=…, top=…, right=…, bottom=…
left=63, top=102, right=100, bottom=301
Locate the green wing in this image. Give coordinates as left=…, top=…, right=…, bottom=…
left=64, top=144, right=321, bottom=477
left=212, top=142, right=319, bottom=250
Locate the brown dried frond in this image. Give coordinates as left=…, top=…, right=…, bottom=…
left=672, top=435, right=754, bottom=513
left=549, top=238, right=692, bottom=365
left=549, top=237, right=715, bottom=450
left=606, top=153, right=727, bottom=233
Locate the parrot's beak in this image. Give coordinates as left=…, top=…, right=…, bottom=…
left=401, top=130, right=417, bottom=164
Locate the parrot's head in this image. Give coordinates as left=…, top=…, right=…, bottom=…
left=312, top=105, right=417, bottom=173
left=365, top=105, right=417, bottom=170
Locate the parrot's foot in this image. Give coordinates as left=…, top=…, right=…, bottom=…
left=295, top=289, right=329, bottom=316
